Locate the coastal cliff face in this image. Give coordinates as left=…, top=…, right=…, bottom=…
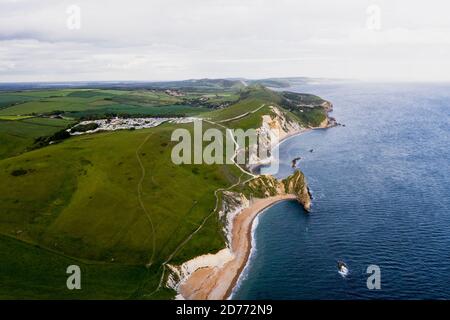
left=166, top=191, right=249, bottom=296
left=283, top=170, right=311, bottom=212
left=247, top=171, right=311, bottom=212
left=166, top=104, right=320, bottom=297
left=248, top=106, right=302, bottom=171
left=166, top=248, right=234, bottom=299
left=219, top=191, right=250, bottom=245
left=248, top=101, right=336, bottom=171
left=165, top=171, right=311, bottom=297
left=322, top=100, right=333, bottom=113
left=261, top=106, right=302, bottom=141
left=321, top=101, right=338, bottom=128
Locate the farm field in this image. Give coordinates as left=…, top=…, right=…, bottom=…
left=0, top=88, right=236, bottom=119
left=0, top=87, right=238, bottom=160
left=0, top=117, right=74, bottom=160
left=0, top=122, right=246, bottom=298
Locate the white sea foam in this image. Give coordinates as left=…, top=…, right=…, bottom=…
left=228, top=206, right=265, bottom=300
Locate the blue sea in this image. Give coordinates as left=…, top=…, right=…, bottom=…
left=232, top=82, right=450, bottom=299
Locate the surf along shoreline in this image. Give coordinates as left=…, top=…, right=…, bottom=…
left=226, top=196, right=299, bottom=299
left=173, top=104, right=337, bottom=300
left=225, top=125, right=338, bottom=300
left=178, top=195, right=297, bottom=300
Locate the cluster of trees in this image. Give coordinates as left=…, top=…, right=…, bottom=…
left=178, top=98, right=233, bottom=109
left=69, top=123, right=99, bottom=133
left=33, top=128, right=71, bottom=149
left=280, top=92, right=325, bottom=110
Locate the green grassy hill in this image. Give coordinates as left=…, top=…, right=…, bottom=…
left=0, top=83, right=330, bottom=299
left=0, top=122, right=247, bottom=299
left=0, top=89, right=221, bottom=120
left=0, top=234, right=149, bottom=299
left=204, top=85, right=328, bottom=130
left=0, top=117, right=74, bottom=160
left=0, top=87, right=239, bottom=160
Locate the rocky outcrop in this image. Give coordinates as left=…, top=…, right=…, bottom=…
left=321, top=100, right=333, bottom=113
left=262, top=106, right=302, bottom=141
left=247, top=102, right=335, bottom=171
left=319, top=101, right=339, bottom=128
left=282, top=170, right=311, bottom=212
left=165, top=170, right=311, bottom=295
left=247, top=106, right=302, bottom=171
left=247, top=171, right=311, bottom=212
left=165, top=191, right=249, bottom=296
left=219, top=191, right=250, bottom=245
left=166, top=106, right=317, bottom=295
left=166, top=248, right=234, bottom=298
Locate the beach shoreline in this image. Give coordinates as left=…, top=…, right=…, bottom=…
left=175, top=105, right=336, bottom=300
left=178, top=195, right=297, bottom=300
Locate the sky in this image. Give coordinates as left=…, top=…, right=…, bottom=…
left=1, top=0, right=450, bottom=82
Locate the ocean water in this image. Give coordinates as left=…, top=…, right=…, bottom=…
left=232, top=82, right=450, bottom=299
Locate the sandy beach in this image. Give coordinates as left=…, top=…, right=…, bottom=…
left=179, top=194, right=297, bottom=300
left=176, top=108, right=333, bottom=300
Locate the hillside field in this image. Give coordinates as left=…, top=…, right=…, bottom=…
left=0, top=83, right=330, bottom=299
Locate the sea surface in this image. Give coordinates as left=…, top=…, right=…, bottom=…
left=232, top=82, right=450, bottom=299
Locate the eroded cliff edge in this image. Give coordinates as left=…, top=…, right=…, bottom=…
left=166, top=171, right=311, bottom=298
left=245, top=171, right=311, bottom=212
left=166, top=94, right=334, bottom=299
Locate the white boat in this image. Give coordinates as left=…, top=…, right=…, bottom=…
left=337, top=261, right=349, bottom=277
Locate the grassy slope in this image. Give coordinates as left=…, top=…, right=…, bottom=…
left=279, top=91, right=328, bottom=127
left=0, top=85, right=329, bottom=299
left=0, top=117, right=74, bottom=160
left=0, top=234, right=149, bottom=300
left=0, top=94, right=37, bottom=109
left=0, top=89, right=229, bottom=119
left=293, top=106, right=327, bottom=127
left=0, top=87, right=224, bottom=159
left=203, top=86, right=280, bottom=129
left=203, top=85, right=323, bottom=130
left=0, top=122, right=244, bottom=299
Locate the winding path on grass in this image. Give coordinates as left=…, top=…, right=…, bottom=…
left=216, top=103, right=266, bottom=124
left=146, top=174, right=248, bottom=297
left=136, top=132, right=157, bottom=267
left=145, top=106, right=268, bottom=297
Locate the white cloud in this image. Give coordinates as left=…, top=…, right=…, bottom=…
left=1, top=0, right=450, bottom=81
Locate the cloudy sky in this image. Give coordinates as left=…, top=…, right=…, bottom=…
left=1, top=0, right=450, bottom=82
